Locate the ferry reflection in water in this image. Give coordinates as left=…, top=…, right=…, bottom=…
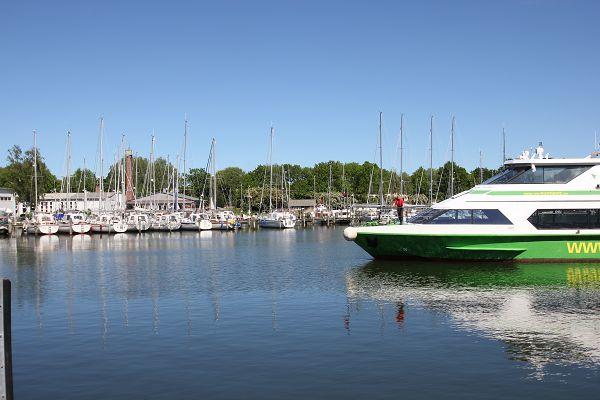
left=346, top=261, right=600, bottom=378
left=3, top=229, right=600, bottom=399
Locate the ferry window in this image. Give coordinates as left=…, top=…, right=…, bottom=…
left=528, top=209, right=600, bottom=229
left=483, top=165, right=590, bottom=184
left=483, top=167, right=529, bottom=184
left=472, top=209, right=512, bottom=224
left=412, top=209, right=512, bottom=225
left=408, top=208, right=445, bottom=224
left=508, top=167, right=544, bottom=184
left=429, top=210, right=472, bottom=224
left=542, top=166, right=590, bottom=183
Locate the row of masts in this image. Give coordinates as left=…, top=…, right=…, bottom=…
left=30, top=113, right=509, bottom=214
left=376, top=113, right=508, bottom=207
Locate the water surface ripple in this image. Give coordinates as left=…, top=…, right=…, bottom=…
left=1, top=228, right=599, bottom=399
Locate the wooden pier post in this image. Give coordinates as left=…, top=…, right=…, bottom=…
left=0, top=279, right=13, bottom=400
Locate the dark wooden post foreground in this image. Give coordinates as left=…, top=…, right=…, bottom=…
left=0, top=279, right=13, bottom=400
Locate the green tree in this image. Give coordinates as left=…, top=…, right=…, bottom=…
left=70, top=168, right=97, bottom=192
left=3, top=145, right=57, bottom=204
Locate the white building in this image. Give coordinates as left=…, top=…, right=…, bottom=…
left=132, top=193, right=198, bottom=211
left=0, top=188, right=16, bottom=216
left=37, top=192, right=125, bottom=213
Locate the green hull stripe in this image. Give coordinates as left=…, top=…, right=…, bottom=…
left=445, top=246, right=526, bottom=252
left=468, top=189, right=491, bottom=194
left=354, top=232, right=600, bottom=260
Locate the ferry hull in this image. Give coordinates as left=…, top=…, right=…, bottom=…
left=353, top=232, right=600, bottom=261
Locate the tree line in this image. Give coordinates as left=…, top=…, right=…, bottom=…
left=0, top=144, right=499, bottom=210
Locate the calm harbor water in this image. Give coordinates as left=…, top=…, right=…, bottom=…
left=0, top=227, right=599, bottom=399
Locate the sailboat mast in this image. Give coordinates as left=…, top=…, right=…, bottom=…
left=247, top=187, right=251, bottom=215
left=173, top=156, right=178, bottom=210
left=150, top=133, right=156, bottom=210
left=83, top=157, right=87, bottom=211
left=183, top=115, right=188, bottom=205
left=450, top=116, right=455, bottom=197
left=269, top=127, right=274, bottom=212
left=378, top=112, right=384, bottom=209
left=281, top=166, right=285, bottom=210
left=209, top=138, right=217, bottom=210
left=429, top=115, right=433, bottom=205
left=120, top=133, right=125, bottom=210
left=33, top=129, right=38, bottom=212
left=399, top=113, right=404, bottom=196
left=99, top=117, right=104, bottom=212
left=367, top=165, right=374, bottom=205
left=341, top=163, right=346, bottom=208
left=66, top=130, right=72, bottom=208
left=328, top=163, right=332, bottom=209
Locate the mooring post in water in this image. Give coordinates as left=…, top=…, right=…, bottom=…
left=0, top=279, right=13, bottom=400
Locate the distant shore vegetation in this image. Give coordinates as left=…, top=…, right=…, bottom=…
left=0, top=144, right=498, bottom=209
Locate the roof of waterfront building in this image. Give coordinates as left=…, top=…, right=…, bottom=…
left=0, top=188, right=15, bottom=195
left=131, top=193, right=199, bottom=205
left=289, top=199, right=316, bottom=208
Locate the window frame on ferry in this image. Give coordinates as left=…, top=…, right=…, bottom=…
left=483, top=165, right=591, bottom=185
left=528, top=209, right=600, bottom=230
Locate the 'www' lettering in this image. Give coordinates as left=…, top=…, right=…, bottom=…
left=566, top=242, right=600, bottom=254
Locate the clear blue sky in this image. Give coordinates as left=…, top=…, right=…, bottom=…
left=1, top=0, right=599, bottom=177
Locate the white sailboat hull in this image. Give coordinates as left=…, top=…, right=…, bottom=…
left=259, top=219, right=296, bottom=229
left=92, top=224, right=112, bottom=234
left=39, top=224, right=59, bottom=235
left=198, top=220, right=212, bottom=230
left=72, top=223, right=91, bottom=234
left=211, top=221, right=235, bottom=230
left=151, top=222, right=182, bottom=232
left=127, top=221, right=151, bottom=232
left=113, top=221, right=128, bottom=233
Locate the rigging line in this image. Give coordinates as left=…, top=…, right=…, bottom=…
left=199, top=140, right=214, bottom=209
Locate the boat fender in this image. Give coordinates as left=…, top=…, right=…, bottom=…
left=343, top=227, right=357, bottom=241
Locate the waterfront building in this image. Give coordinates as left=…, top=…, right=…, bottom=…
left=288, top=199, right=316, bottom=214
left=0, top=188, right=17, bottom=216
left=130, top=193, right=198, bottom=211
left=37, top=191, right=125, bottom=213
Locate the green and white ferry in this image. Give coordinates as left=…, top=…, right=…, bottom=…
left=344, top=145, right=600, bottom=261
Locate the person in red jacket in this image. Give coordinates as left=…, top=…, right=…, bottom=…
left=394, top=196, right=405, bottom=224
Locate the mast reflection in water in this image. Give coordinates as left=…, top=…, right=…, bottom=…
left=0, top=228, right=599, bottom=399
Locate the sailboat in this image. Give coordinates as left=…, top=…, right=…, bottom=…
left=259, top=127, right=297, bottom=229
left=24, top=129, right=59, bottom=235
left=127, top=212, right=151, bottom=232
left=89, top=117, right=128, bottom=234
left=203, top=138, right=236, bottom=230
left=179, top=117, right=199, bottom=232
left=56, top=130, right=92, bottom=234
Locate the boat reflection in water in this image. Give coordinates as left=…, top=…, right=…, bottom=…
left=346, top=261, right=600, bottom=378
